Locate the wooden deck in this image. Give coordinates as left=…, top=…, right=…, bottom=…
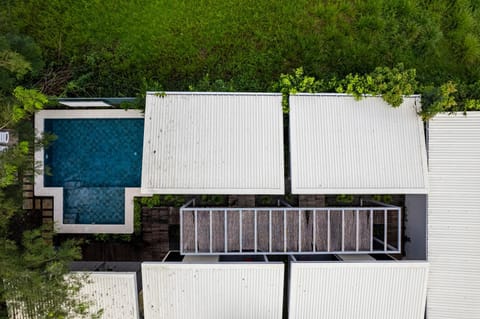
left=181, top=208, right=400, bottom=254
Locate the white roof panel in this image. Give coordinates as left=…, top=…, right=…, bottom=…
left=59, top=101, right=112, bottom=107
left=75, top=272, right=139, bottom=319
left=289, top=94, right=428, bottom=194
left=141, top=262, right=284, bottom=319
left=427, top=112, right=480, bottom=319
left=141, top=92, right=284, bottom=194
left=288, top=262, right=429, bottom=319
left=8, top=272, right=139, bottom=319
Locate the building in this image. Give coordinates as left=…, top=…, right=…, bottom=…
left=28, top=92, right=480, bottom=318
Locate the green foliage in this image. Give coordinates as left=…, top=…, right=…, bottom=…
left=140, top=194, right=186, bottom=208
left=14, top=86, right=48, bottom=111
left=0, top=190, right=18, bottom=233
left=336, top=194, right=354, bottom=204
left=0, top=34, right=43, bottom=93
left=12, top=86, right=47, bottom=120
left=2, top=0, right=480, bottom=99
left=420, top=82, right=458, bottom=119
left=1, top=0, right=306, bottom=95
left=270, top=63, right=476, bottom=119
left=274, top=67, right=324, bottom=113
left=0, top=162, right=16, bottom=188
left=189, top=74, right=235, bottom=92
left=0, top=141, right=30, bottom=188
left=0, top=35, right=93, bottom=317
left=140, top=195, right=160, bottom=209
left=0, top=50, right=31, bottom=79
left=372, top=194, right=393, bottom=204
left=421, top=80, right=480, bottom=119
left=92, top=233, right=131, bottom=243
left=1, top=229, right=99, bottom=318
left=436, top=1, right=480, bottom=81
left=276, top=64, right=418, bottom=112
left=1, top=87, right=47, bottom=130
left=257, top=195, right=277, bottom=206
left=133, top=199, right=142, bottom=235
left=0, top=144, right=94, bottom=317
left=0, top=0, right=480, bottom=104
left=199, top=195, right=227, bottom=206
left=119, top=78, right=164, bottom=110
left=336, top=64, right=417, bottom=107
left=1, top=34, right=44, bottom=76
left=464, top=98, right=480, bottom=110
left=0, top=36, right=47, bottom=130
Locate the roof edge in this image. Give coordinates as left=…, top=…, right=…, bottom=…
left=292, top=93, right=421, bottom=98
left=146, top=91, right=282, bottom=96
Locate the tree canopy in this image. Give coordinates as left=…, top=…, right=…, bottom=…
left=0, top=0, right=479, bottom=100
left=0, top=33, right=95, bottom=318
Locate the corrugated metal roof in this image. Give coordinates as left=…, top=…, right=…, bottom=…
left=288, top=262, right=429, bottom=319
left=141, top=262, right=284, bottom=319
left=427, top=112, right=480, bottom=319
left=141, top=92, right=284, bottom=194
left=58, top=101, right=112, bottom=107
left=76, top=272, right=139, bottom=319
left=289, top=94, right=428, bottom=194
left=8, top=272, right=139, bottom=319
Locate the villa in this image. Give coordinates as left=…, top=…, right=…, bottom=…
left=26, top=92, right=480, bottom=318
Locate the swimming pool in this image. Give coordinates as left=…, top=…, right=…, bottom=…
left=44, top=118, right=144, bottom=225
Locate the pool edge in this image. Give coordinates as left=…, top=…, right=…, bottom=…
left=34, top=109, right=144, bottom=234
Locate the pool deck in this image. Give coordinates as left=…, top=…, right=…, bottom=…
left=34, top=109, right=146, bottom=233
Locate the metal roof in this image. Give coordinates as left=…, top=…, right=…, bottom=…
left=289, top=94, right=428, bottom=194
left=141, top=92, right=284, bottom=194
left=141, top=262, right=284, bottom=319
left=8, top=272, right=139, bottom=319
left=58, top=101, right=112, bottom=107
left=427, top=112, right=480, bottom=319
left=288, top=262, right=429, bottom=319
left=75, top=272, right=139, bottom=319
left=57, top=97, right=135, bottom=107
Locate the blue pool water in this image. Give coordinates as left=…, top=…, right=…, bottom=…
left=44, top=118, right=144, bottom=224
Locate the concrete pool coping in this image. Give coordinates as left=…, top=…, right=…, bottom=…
left=35, top=109, right=147, bottom=234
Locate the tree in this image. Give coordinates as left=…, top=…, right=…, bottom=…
left=0, top=34, right=97, bottom=318
left=1, top=230, right=98, bottom=318
left=275, top=64, right=418, bottom=112
left=0, top=87, right=47, bottom=130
